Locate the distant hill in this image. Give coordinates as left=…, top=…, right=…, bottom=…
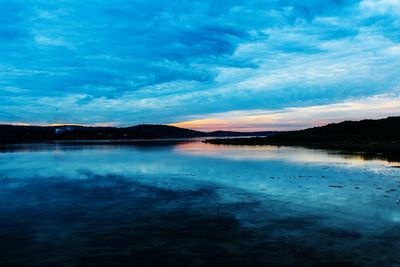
left=206, top=130, right=277, bottom=137
left=0, top=124, right=277, bottom=144
left=205, top=117, right=400, bottom=153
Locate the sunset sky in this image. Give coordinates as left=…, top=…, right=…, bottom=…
left=1, top=0, right=400, bottom=131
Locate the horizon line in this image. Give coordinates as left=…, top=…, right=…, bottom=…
left=1, top=115, right=399, bottom=133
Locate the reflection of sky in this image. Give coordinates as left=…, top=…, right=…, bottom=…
left=174, top=141, right=400, bottom=168
left=0, top=141, right=399, bottom=227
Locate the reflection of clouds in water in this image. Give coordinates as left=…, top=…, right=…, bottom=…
left=1, top=142, right=400, bottom=265
left=174, top=141, right=400, bottom=169
left=2, top=172, right=398, bottom=266
left=0, top=142, right=399, bottom=215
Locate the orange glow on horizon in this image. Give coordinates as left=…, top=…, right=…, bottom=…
left=169, top=94, right=400, bottom=132
left=169, top=119, right=282, bottom=132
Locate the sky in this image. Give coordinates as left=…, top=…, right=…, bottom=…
left=1, top=0, right=400, bottom=131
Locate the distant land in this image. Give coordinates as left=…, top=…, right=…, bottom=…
left=205, top=117, right=400, bottom=157
left=0, top=124, right=277, bottom=144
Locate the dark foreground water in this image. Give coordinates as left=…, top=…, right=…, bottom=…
left=0, top=141, right=400, bottom=266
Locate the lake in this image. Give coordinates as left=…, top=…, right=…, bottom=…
left=0, top=140, right=399, bottom=266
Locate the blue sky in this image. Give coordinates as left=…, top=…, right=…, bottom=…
left=1, top=0, right=400, bottom=130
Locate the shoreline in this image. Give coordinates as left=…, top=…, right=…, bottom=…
left=204, top=138, right=400, bottom=162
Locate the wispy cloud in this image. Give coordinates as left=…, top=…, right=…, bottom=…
left=171, top=94, right=400, bottom=131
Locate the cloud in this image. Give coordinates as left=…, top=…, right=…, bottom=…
left=171, top=93, right=400, bottom=131
left=0, top=0, right=399, bottom=127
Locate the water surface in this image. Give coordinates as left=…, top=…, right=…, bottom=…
left=0, top=141, right=399, bottom=266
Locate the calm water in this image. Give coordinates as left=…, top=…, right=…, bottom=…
left=0, top=140, right=400, bottom=266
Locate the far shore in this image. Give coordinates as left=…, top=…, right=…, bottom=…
left=204, top=138, right=400, bottom=162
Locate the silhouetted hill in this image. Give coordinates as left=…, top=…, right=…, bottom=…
left=0, top=124, right=276, bottom=144
left=205, top=117, right=400, bottom=154
left=124, top=125, right=205, bottom=139
left=207, top=130, right=277, bottom=137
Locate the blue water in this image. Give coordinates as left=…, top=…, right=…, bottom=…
left=0, top=141, right=399, bottom=266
